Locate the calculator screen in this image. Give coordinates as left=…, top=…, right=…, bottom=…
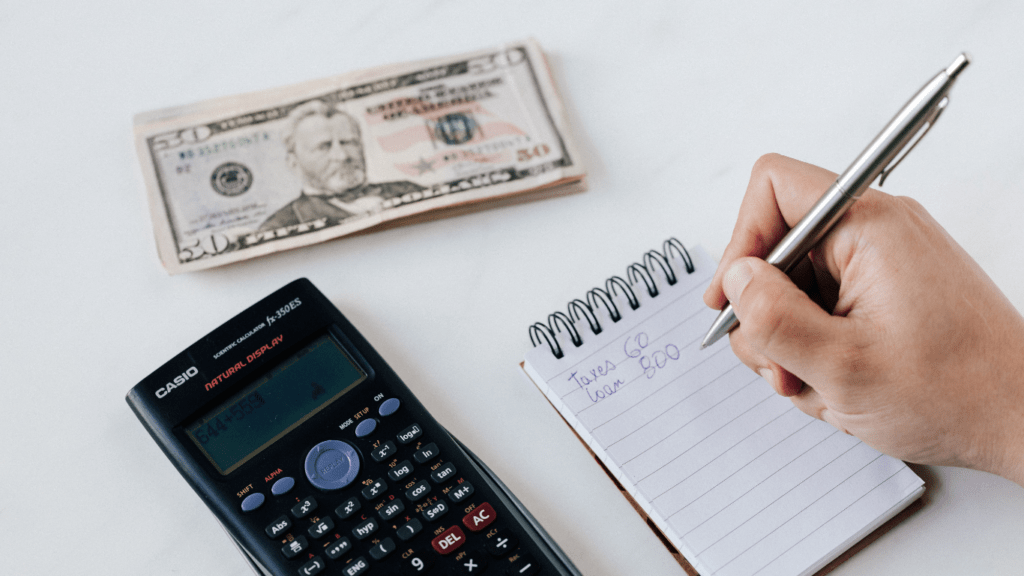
left=185, top=334, right=367, bottom=475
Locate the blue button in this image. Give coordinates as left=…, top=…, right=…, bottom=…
left=305, top=440, right=360, bottom=491
left=379, top=398, right=400, bottom=417
left=241, top=492, right=265, bottom=512
left=271, top=476, right=295, bottom=496
left=355, top=418, right=377, bottom=438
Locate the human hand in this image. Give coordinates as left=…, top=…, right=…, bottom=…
left=703, top=153, right=1024, bottom=486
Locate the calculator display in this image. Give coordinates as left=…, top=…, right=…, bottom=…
left=185, top=335, right=367, bottom=475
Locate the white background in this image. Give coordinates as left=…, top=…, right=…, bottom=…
left=2, top=1, right=1023, bottom=574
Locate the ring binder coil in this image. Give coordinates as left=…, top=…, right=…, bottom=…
left=528, top=238, right=694, bottom=359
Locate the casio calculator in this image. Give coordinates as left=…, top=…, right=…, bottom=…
left=127, top=279, right=580, bottom=576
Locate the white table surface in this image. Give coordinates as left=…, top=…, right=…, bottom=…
left=3, top=1, right=1023, bottom=574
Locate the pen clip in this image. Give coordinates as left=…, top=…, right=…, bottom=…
left=878, top=96, right=949, bottom=186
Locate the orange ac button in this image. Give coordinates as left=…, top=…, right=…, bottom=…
left=462, top=502, right=496, bottom=532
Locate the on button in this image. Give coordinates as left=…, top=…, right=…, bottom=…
left=378, top=398, right=401, bottom=416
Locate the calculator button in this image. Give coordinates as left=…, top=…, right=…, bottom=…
left=271, top=476, right=296, bottom=496
left=379, top=397, right=401, bottom=416
left=355, top=418, right=377, bottom=438
left=361, top=478, right=388, bottom=500
left=422, top=500, right=449, bottom=522
left=406, top=479, right=431, bottom=501
left=298, top=556, right=325, bottom=576
left=388, top=460, right=414, bottom=482
left=430, top=462, right=457, bottom=484
left=454, top=550, right=488, bottom=574
left=291, top=496, right=318, bottom=518
left=368, top=537, right=396, bottom=560
left=372, top=440, right=397, bottom=462
left=430, top=525, right=465, bottom=555
left=413, top=443, right=439, bottom=464
left=463, top=503, right=496, bottom=532
left=397, top=423, right=422, bottom=444
left=487, top=530, right=518, bottom=557
left=305, top=440, right=360, bottom=491
left=448, top=482, right=475, bottom=503
left=335, top=497, right=361, bottom=519
left=379, top=498, right=406, bottom=521
left=352, top=517, right=379, bottom=539
left=506, top=554, right=539, bottom=575
left=265, top=515, right=292, bottom=538
left=240, top=492, right=265, bottom=512
left=308, top=516, right=335, bottom=539
left=341, top=556, right=370, bottom=576
left=396, top=518, right=423, bottom=541
left=325, top=537, right=353, bottom=559
left=401, top=552, right=433, bottom=574
left=281, top=536, right=308, bottom=559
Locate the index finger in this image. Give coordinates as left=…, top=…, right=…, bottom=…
left=703, top=153, right=839, bottom=310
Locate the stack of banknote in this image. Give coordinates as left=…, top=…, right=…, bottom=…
left=134, top=39, right=585, bottom=273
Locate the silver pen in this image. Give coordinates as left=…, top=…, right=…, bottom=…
left=701, top=53, right=971, bottom=349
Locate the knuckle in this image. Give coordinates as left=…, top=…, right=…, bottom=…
left=848, top=189, right=889, bottom=216
left=751, top=153, right=786, bottom=178
left=895, top=195, right=928, bottom=216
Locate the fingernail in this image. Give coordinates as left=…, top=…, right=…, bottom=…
left=758, top=367, right=774, bottom=388
left=722, top=260, right=754, bottom=304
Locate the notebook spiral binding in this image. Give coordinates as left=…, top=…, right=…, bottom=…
left=529, top=238, right=695, bottom=359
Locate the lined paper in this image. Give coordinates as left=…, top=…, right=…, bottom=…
left=523, top=247, right=923, bottom=576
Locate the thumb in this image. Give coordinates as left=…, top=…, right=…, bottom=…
left=722, top=257, right=851, bottom=387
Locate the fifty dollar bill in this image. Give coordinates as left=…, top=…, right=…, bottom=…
left=135, top=39, right=585, bottom=273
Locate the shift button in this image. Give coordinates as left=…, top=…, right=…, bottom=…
left=240, top=492, right=264, bottom=512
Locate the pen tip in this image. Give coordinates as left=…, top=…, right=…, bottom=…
left=946, top=52, right=970, bottom=80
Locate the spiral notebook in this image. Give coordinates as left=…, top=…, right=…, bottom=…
left=521, top=240, right=924, bottom=576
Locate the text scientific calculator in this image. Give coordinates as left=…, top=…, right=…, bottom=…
left=127, top=279, right=580, bottom=576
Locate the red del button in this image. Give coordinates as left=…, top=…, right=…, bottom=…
left=462, top=502, right=497, bottom=532
left=431, top=525, right=466, bottom=555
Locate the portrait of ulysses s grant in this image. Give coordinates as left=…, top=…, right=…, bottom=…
left=257, top=100, right=424, bottom=233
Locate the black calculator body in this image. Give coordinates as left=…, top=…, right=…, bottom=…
left=127, top=279, right=579, bottom=576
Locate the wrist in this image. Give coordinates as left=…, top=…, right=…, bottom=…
left=994, top=400, right=1024, bottom=487
left=987, top=335, right=1024, bottom=487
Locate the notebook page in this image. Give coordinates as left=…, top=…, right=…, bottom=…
left=523, top=246, right=923, bottom=576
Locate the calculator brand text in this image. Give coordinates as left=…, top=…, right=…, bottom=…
left=155, top=366, right=199, bottom=399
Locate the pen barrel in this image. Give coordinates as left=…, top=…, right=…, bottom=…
left=835, top=70, right=952, bottom=196
left=767, top=66, right=958, bottom=274
left=765, top=182, right=853, bottom=272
